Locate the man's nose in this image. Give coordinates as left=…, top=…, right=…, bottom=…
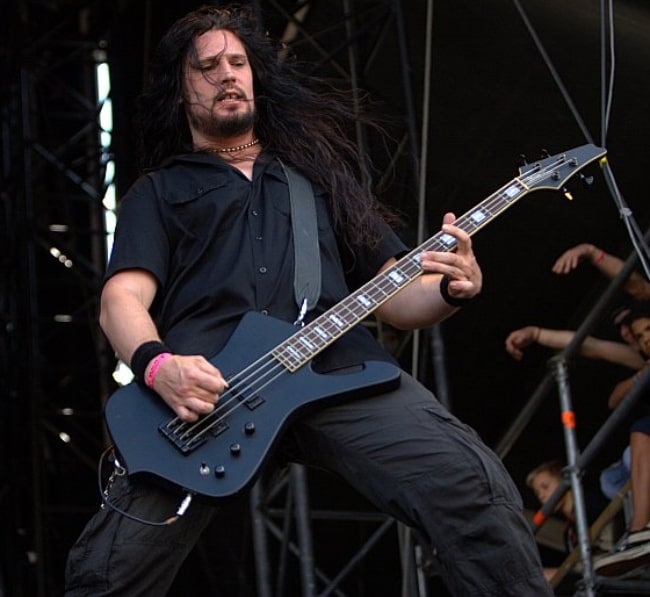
left=218, top=63, right=235, bottom=82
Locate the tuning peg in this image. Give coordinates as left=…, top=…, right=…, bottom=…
left=517, top=154, right=528, bottom=167
left=579, top=172, right=594, bottom=188
left=563, top=187, right=573, bottom=201
left=540, top=149, right=550, bottom=159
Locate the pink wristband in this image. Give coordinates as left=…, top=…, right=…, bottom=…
left=594, top=249, right=605, bottom=265
left=145, top=352, right=172, bottom=388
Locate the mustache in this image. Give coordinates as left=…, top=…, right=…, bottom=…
left=212, top=85, right=252, bottom=103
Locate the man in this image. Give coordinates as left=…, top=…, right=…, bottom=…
left=64, top=5, right=551, bottom=595
left=593, top=302, right=650, bottom=577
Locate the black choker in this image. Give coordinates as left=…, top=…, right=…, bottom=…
left=206, top=138, right=260, bottom=153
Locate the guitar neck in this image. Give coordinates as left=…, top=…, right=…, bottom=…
left=273, top=177, right=530, bottom=372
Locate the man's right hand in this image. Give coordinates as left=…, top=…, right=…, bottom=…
left=150, top=354, right=229, bottom=422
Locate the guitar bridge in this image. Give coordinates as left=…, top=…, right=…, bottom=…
left=159, top=417, right=228, bottom=454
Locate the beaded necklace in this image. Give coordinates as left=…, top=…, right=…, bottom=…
left=205, top=138, right=260, bottom=153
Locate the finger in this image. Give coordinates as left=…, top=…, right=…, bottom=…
left=176, top=405, right=200, bottom=423
left=174, top=396, right=216, bottom=422
left=553, top=260, right=569, bottom=275
left=444, top=229, right=473, bottom=258
left=442, top=211, right=457, bottom=226
left=189, top=396, right=217, bottom=414
left=188, top=364, right=229, bottom=396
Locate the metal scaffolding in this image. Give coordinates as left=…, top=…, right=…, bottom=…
left=1, top=1, right=115, bottom=594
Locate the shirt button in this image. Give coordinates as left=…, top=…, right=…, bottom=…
left=261, top=309, right=269, bottom=315
left=252, top=210, right=259, bottom=216
left=259, top=266, right=267, bottom=274
left=256, top=235, right=263, bottom=241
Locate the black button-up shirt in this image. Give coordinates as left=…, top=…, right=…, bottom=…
left=107, top=151, right=406, bottom=371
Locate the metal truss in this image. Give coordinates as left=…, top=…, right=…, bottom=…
left=1, top=1, right=115, bottom=595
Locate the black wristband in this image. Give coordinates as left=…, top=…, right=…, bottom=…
left=130, top=340, right=171, bottom=381
left=439, top=275, right=473, bottom=307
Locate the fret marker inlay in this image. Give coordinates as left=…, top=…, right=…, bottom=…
left=440, top=233, right=456, bottom=247
left=504, top=185, right=522, bottom=198
left=470, top=210, right=487, bottom=224
left=388, top=271, right=406, bottom=285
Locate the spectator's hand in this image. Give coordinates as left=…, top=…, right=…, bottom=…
left=551, top=243, right=598, bottom=275
left=505, top=326, right=539, bottom=361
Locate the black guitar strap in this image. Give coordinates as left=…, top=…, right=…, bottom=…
left=279, top=160, right=322, bottom=324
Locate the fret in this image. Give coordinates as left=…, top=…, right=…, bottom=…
left=402, top=254, right=422, bottom=274
left=335, top=301, right=357, bottom=324
left=340, top=299, right=362, bottom=319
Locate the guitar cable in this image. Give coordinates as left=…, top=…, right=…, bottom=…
left=97, top=445, right=194, bottom=526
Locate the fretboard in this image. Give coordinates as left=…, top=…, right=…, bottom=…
left=272, top=177, right=530, bottom=372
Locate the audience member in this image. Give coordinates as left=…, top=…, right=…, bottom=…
left=515, top=243, right=650, bottom=579
left=593, top=303, right=650, bottom=577
left=527, top=460, right=609, bottom=582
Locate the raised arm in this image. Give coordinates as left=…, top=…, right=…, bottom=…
left=505, top=325, right=645, bottom=369
left=552, top=243, right=650, bottom=300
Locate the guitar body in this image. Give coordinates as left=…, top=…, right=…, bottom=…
left=104, top=311, right=401, bottom=502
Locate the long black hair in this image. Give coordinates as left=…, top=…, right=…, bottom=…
left=135, top=3, right=397, bottom=247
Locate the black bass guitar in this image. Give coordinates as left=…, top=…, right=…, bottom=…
left=104, top=144, right=606, bottom=502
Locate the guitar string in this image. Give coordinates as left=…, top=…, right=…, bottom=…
left=166, top=154, right=575, bottom=448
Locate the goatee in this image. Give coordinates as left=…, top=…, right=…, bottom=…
left=190, top=106, right=256, bottom=138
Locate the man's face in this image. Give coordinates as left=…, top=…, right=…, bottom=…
left=531, top=471, right=560, bottom=506
left=630, top=316, right=650, bottom=358
left=183, top=28, right=256, bottom=142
